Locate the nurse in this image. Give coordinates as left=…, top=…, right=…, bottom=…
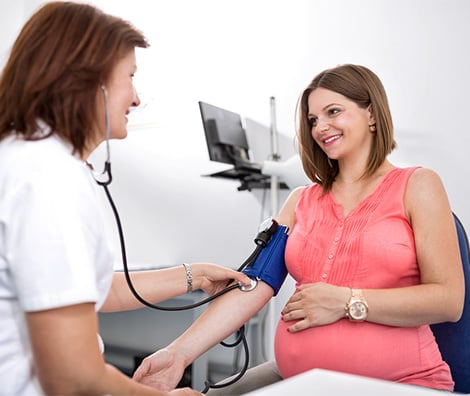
left=0, top=2, right=249, bottom=395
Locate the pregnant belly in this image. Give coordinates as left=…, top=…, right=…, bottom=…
left=274, top=318, right=439, bottom=382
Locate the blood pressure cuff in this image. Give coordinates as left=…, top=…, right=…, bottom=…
left=242, top=225, right=288, bottom=296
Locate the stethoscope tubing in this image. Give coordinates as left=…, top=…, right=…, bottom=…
left=95, top=84, right=255, bottom=392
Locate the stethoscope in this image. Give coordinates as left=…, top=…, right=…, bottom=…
left=91, top=85, right=271, bottom=393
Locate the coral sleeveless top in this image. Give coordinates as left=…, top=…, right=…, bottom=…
left=274, top=167, right=453, bottom=391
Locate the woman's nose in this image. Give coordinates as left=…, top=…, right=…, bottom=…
left=316, top=118, right=330, bottom=133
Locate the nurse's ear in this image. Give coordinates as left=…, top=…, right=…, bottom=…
left=367, top=105, right=376, bottom=133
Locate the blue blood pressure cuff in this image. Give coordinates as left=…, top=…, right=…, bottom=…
left=242, top=219, right=289, bottom=296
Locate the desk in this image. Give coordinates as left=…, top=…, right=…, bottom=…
left=244, top=369, right=449, bottom=396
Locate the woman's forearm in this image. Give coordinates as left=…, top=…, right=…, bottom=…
left=132, top=281, right=274, bottom=389
left=167, top=282, right=273, bottom=368
left=364, top=283, right=464, bottom=327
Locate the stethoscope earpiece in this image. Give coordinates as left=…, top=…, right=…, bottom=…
left=91, top=84, right=112, bottom=186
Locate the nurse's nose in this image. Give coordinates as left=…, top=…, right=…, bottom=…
left=132, top=86, right=141, bottom=107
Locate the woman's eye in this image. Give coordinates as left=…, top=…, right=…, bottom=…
left=308, top=117, right=317, bottom=127
left=328, top=108, right=340, bottom=116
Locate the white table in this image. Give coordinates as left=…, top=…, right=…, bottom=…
left=244, top=369, right=451, bottom=396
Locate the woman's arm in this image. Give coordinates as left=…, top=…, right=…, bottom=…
left=133, top=282, right=274, bottom=391
left=26, top=303, right=201, bottom=395
left=366, top=167, right=464, bottom=325
left=282, top=168, right=465, bottom=332
left=132, top=188, right=305, bottom=390
left=101, top=263, right=251, bottom=312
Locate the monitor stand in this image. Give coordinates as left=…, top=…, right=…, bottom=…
left=202, top=165, right=288, bottom=191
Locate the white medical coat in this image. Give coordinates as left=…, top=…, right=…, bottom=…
left=0, top=130, right=114, bottom=395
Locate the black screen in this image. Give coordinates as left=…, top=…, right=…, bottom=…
left=199, top=101, right=251, bottom=166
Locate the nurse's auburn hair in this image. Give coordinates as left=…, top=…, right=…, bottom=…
left=0, top=1, right=149, bottom=158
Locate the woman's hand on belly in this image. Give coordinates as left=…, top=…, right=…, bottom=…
left=281, top=282, right=350, bottom=332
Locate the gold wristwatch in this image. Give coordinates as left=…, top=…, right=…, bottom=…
left=345, top=288, right=368, bottom=322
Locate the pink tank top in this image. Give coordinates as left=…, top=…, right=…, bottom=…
left=274, top=167, right=453, bottom=391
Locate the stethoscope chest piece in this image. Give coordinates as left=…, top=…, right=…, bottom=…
left=239, top=277, right=258, bottom=292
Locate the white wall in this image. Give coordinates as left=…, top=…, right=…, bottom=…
left=5, top=0, right=468, bottom=223
left=2, top=0, right=470, bottom=372
left=4, top=0, right=469, bottom=247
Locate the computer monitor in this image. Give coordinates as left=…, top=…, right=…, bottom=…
left=198, top=101, right=251, bottom=167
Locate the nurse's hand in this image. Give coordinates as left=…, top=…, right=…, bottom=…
left=281, top=282, right=350, bottom=332
left=191, top=263, right=251, bottom=296
left=133, top=348, right=185, bottom=392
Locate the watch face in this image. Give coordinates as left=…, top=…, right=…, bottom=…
left=349, top=301, right=368, bottom=320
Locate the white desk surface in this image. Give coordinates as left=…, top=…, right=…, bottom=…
left=244, top=369, right=450, bottom=396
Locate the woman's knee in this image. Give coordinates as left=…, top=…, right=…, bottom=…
left=206, top=360, right=282, bottom=395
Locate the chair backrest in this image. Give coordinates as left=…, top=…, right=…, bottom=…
left=430, top=213, right=470, bottom=394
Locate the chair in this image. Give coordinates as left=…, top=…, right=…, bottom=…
left=430, top=213, right=470, bottom=394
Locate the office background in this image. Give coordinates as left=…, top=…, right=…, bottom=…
left=1, top=0, right=469, bottom=385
